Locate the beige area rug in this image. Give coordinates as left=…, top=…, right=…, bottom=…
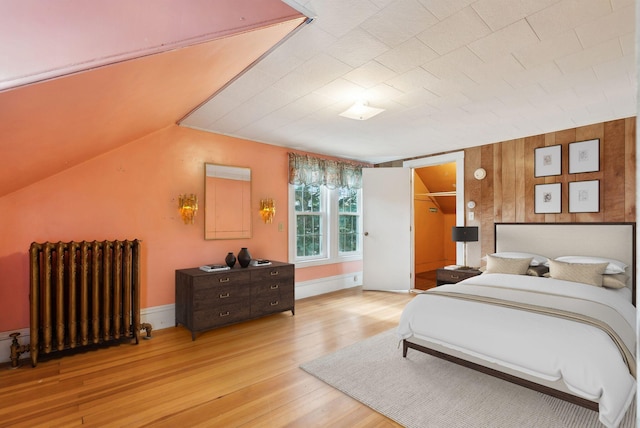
left=300, top=330, right=636, bottom=428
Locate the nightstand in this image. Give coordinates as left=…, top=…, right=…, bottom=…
left=436, top=268, right=482, bottom=286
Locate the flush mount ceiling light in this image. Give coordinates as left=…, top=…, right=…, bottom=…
left=339, top=100, right=385, bottom=121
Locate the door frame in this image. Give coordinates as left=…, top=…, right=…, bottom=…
left=403, top=151, right=465, bottom=269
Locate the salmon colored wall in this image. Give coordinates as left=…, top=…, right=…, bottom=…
left=0, top=125, right=360, bottom=332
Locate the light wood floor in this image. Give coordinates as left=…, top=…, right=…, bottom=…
left=1, top=287, right=415, bottom=427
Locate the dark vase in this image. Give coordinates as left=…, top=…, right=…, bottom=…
left=237, top=247, right=251, bottom=268
left=225, top=252, right=236, bottom=268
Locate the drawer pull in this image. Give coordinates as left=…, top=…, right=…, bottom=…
left=219, top=311, right=230, bottom=317
left=219, top=292, right=230, bottom=298
left=270, top=271, right=279, bottom=276
left=270, top=284, right=279, bottom=290
left=270, top=301, right=279, bottom=306
left=450, top=275, right=459, bottom=279
left=219, top=277, right=230, bottom=283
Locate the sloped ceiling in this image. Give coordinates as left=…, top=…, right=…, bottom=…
left=181, top=0, right=637, bottom=164
left=0, top=0, right=307, bottom=197
left=415, top=163, right=457, bottom=214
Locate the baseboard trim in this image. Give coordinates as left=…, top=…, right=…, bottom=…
left=294, top=271, right=362, bottom=299
left=1, top=272, right=362, bottom=363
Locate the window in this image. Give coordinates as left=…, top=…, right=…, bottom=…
left=294, top=184, right=325, bottom=259
left=290, top=184, right=362, bottom=265
left=338, top=187, right=359, bottom=253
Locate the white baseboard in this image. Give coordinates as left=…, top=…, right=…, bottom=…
left=0, top=272, right=362, bottom=364
left=294, top=271, right=362, bottom=299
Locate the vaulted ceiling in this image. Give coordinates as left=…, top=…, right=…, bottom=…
left=0, top=0, right=636, bottom=198
left=0, top=0, right=306, bottom=197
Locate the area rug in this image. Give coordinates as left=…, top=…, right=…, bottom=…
left=300, top=330, right=636, bottom=428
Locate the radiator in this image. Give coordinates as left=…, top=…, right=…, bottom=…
left=9, top=240, right=152, bottom=368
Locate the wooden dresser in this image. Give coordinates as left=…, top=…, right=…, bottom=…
left=175, top=261, right=294, bottom=340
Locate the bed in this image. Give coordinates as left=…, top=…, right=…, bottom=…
left=397, top=223, right=636, bottom=428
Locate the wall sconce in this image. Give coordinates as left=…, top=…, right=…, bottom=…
left=260, top=198, right=276, bottom=223
left=178, top=194, right=198, bottom=225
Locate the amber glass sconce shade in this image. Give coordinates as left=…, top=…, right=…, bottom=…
left=259, top=198, right=276, bottom=223
left=178, top=194, right=198, bottom=224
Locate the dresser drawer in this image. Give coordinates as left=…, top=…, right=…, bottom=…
left=436, top=268, right=481, bottom=285
left=193, top=284, right=250, bottom=310
left=251, top=293, right=294, bottom=317
left=251, top=265, right=294, bottom=283
left=197, top=270, right=250, bottom=287
left=194, top=302, right=251, bottom=329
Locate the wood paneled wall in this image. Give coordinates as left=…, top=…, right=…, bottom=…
left=464, top=117, right=636, bottom=257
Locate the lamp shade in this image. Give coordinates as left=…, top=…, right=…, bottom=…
left=452, top=226, right=478, bottom=242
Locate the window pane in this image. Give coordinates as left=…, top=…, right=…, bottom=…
left=296, top=214, right=322, bottom=257
left=339, top=214, right=359, bottom=252
left=295, top=184, right=321, bottom=213
left=338, top=188, right=359, bottom=213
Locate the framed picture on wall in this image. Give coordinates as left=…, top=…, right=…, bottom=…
left=534, top=183, right=561, bottom=214
left=534, top=145, right=561, bottom=177
left=569, top=139, right=599, bottom=174
left=569, top=180, right=599, bottom=213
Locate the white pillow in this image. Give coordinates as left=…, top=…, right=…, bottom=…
left=486, top=252, right=548, bottom=267
left=550, top=256, right=627, bottom=275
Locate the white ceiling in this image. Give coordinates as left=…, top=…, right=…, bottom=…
left=180, top=0, right=637, bottom=164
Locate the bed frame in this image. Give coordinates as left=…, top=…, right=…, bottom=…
left=403, top=222, right=636, bottom=411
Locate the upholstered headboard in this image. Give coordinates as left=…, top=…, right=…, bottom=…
left=495, top=223, right=636, bottom=304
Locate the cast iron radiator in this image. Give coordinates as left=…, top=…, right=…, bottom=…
left=9, top=240, right=152, bottom=367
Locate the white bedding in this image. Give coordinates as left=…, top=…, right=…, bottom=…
left=396, top=273, right=636, bottom=428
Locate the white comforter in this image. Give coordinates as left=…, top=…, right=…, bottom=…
left=396, top=273, right=636, bottom=428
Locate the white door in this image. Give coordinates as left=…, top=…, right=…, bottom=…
left=362, top=167, right=412, bottom=291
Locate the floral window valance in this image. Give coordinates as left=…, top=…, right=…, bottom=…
left=288, top=152, right=365, bottom=190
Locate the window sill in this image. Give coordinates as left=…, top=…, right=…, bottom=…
left=293, top=254, right=362, bottom=268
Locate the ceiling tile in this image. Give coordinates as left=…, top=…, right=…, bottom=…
left=539, top=67, right=598, bottom=94
left=513, top=31, right=582, bottom=70
left=468, top=19, right=539, bottom=62
left=326, top=27, right=390, bottom=67
left=471, top=0, right=558, bottom=31
left=313, top=78, right=365, bottom=101
left=308, top=0, right=380, bottom=38
left=386, top=67, right=440, bottom=93
left=554, top=37, right=623, bottom=75
left=504, top=62, right=563, bottom=88
left=360, top=0, right=438, bottom=47
left=271, top=52, right=353, bottom=96
left=343, top=60, right=397, bottom=88
left=574, top=4, right=635, bottom=49
left=374, top=37, right=438, bottom=73
left=417, top=0, right=475, bottom=20
left=416, top=6, right=491, bottom=55
left=464, top=54, right=524, bottom=84
left=526, top=0, right=612, bottom=40
left=392, top=88, right=440, bottom=107
left=277, top=24, right=337, bottom=62
left=421, top=47, right=483, bottom=79
left=361, top=83, right=406, bottom=105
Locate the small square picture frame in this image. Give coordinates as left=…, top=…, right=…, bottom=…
left=569, top=180, right=599, bottom=213
left=569, top=139, right=599, bottom=174
left=534, top=145, right=562, bottom=177
left=534, top=183, right=561, bottom=214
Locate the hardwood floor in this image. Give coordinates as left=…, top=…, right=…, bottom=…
left=1, top=287, right=414, bottom=427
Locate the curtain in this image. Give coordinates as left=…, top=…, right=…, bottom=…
left=288, top=153, right=364, bottom=189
